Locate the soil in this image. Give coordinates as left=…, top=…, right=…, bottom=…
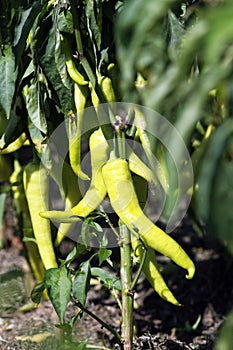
left=0, top=200, right=233, bottom=350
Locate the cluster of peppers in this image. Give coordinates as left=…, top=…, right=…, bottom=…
left=1, top=42, right=195, bottom=306
left=38, top=71, right=195, bottom=305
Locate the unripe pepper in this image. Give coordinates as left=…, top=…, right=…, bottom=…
left=40, top=128, right=109, bottom=223
left=10, top=160, right=46, bottom=283
left=69, top=83, right=90, bottom=180
left=90, top=75, right=116, bottom=108
left=40, top=129, right=166, bottom=223
left=61, top=34, right=88, bottom=86
left=55, top=161, right=83, bottom=246
left=131, top=240, right=180, bottom=305
left=23, top=161, right=57, bottom=270
left=102, top=158, right=195, bottom=279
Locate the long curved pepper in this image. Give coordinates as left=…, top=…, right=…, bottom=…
left=102, top=158, right=195, bottom=279
left=40, top=128, right=109, bottom=223
left=131, top=239, right=181, bottom=306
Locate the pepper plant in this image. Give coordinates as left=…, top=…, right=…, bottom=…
left=0, top=0, right=233, bottom=349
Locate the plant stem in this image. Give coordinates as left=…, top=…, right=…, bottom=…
left=119, top=222, right=134, bottom=350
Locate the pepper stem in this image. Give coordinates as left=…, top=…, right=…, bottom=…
left=119, top=221, right=134, bottom=350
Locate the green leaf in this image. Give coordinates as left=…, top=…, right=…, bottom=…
left=54, top=25, right=73, bottom=90
left=209, top=134, right=233, bottom=253
left=39, top=24, right=75, bottom=116
left=72, top=260, right=91, bottom=306
left=81, top=220, right=96, bottom=248
left=193, top=119, right=233, bottom=226
left=60, top=247, right=77, bottom=267
left=0, top=95, right=25, bottom=149
left=215, top=308, right=233, bottom=350
left=167, top=10, right=185, bottom=60
left=0, top=46, right=18, bottom=119
left=91, top=267, right=121, bottom=291
left=98, top=247, right=112, bottom=266
left=57, top=10, right=74, bottom=34
left=87, top=219, right=103, bottom=233
left=26, top=81, right=47, bottom=134
left=44, top=267, right=72, bottom=324
left=13, top=1, right=43, bottom=66
left=31, top=281, right=45, bottom=304
left=84, top=0, right=102, bottom=56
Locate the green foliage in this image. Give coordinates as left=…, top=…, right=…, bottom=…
left=215, top=308, right=233, bottom=350
left=44, top=266, right=72, bottom=324
left=72, top=260, right=91, bottom=306
left=91, top=267, right=121, bottom=291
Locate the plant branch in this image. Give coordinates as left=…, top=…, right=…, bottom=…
left=72, top=297, right=121, bottom=343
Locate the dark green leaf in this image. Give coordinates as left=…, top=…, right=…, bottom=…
left=0, top=46, right=18, bottom=118
left=25, top=81, right=47, bottom=134
left=193, top=119, right=233, bottom=226
left=98, top=247, right=112, bottom=266
left=54, top=26, right=73, bottom=90
left=72, top=260, right=91, bottom=306
left=84, top=0, right=102, bottom=55
left=0, top=95, right=25, bottom=149
left=13, top=1, right=43, bottom=66
left=44, top=267, right=72, bottom=324
left=31, top=281, right=45, bottom=304
left=39, top=24, right=75, bottom=116
left=57, top=10, right=73, bottom=34
left=60, top=247, right=77, bottom=267
left=209, top=135, right=233, bottom=253
left=91, top=267, right=121, bottom=291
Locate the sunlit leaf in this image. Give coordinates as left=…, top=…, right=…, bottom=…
left=39, top=24, right=75, bottom=116
left=98, top=247, right=112, bottom=266
left=72, top=260, right=91, bottom=306
left=91, top=267, right=121, bottom=291
left=0, top=46, right=18, bottom=119
left=25, top=81, right=47, bottom=134
left=44, top=267, right=72, bottom=324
